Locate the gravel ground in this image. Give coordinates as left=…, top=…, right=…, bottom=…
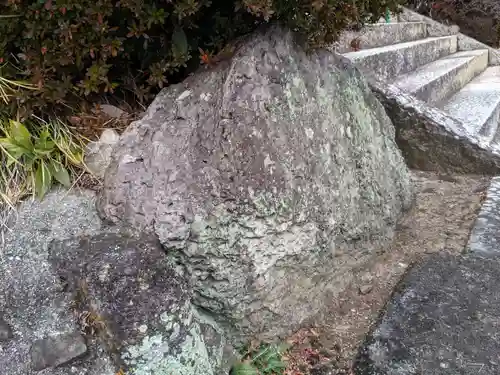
left=285, top=170, right=491, bottom=375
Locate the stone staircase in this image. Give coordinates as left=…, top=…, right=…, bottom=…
left=344, top=11, right=500, bottom=374
left=336, top=9, right=500, bottom=174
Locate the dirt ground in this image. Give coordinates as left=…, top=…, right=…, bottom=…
left=285, top=170, right=491, bottom=375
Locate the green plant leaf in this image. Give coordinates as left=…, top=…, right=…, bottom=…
left=0, top=137, right=25, bottom=161
left=34, top=160, right=52, bottom=199
left=263, top=358, right=286, bottom=372
left=230, top=362, right=259, bottom=375
left=24, top=156, right=35, bottom=170
left=171, top=26, right=188, bottom=56
left=67, top=150, right=83, bottom=165
left=39, top=129, right=50, bottom=143
left=48, top=161, right=71, bottom=187
left=252, top=345, right=273, bottom=363
left=34, top=129, right=55, bottom=154
left=10, top=120, right=33, bottom=151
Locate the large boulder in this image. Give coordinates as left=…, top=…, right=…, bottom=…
left=98, top=26, right=414, bottom=343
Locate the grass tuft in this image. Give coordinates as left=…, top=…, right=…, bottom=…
left=231, top=342, right=292, bottom=375
left=0, top=116, right=87, bottom=202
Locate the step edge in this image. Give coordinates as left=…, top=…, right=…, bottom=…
left=394, top=51, right=487, bottom=93
left=401, top=51, right=488, bottom=106
left=467, top=176, right=500, bottom=257
left=343, top=35, right=457, bottom=59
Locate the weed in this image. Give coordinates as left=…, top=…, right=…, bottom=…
left=0, top=117, right=86, bottom=206
left=78, top=310, right=107, bottom=336
left=231, top=342, right=291, bottom=375
left=0, top=74, right=37, bottom=106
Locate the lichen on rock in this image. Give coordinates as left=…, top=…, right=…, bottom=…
left=49, top=228, right=234, bottom=375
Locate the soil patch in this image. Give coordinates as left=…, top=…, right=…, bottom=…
left=285, top=170, right=491, bottom=374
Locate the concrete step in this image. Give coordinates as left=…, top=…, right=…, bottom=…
left=343, top=35, right=457, bottom=80
left=335, top=22, right=427, bottom=54
left=467, top=177, right=500, bottom=257
left=393, top=50, right=488, bottom=105
left=439, top=66, right=500, bottom=144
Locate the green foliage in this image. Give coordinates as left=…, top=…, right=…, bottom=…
left=0, top=72, right=37, bottom=106
left=231, top=342, right=291, bottom=375
left=0, top=118, right=84, bottom=203
left=0, top=0, right=403, bottom=116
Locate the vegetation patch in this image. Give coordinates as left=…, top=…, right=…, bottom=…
left=231, top=342, right=291, bottom=375
left=0, top=118, right=85, bottom=203
left=0, top=0, right=403, bottom=116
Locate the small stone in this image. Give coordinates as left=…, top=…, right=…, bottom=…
left=84, top=129, right=120, bottom=179
left=99, top=104, right=126, bottom=119
left=0, top=317, right=13, bottom=341
left=361, top=272, right=374, bottom=283
left=99, top=129, right=120, bottom=145
left=359, top=284, right=373, bottom=295
left=30, top=332, right=87, bottom=371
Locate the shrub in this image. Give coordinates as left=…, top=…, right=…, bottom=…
left=0, top=0, right=403, bottom=116
left=408, top=0, right=500, bottom=47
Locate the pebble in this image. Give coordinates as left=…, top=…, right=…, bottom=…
left=359, top=284, right=373, bottom=295
left=0, top=316, right=13, bottom=341
left=30, top=332, right=87, bottom=371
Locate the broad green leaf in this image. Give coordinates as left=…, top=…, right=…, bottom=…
left=34, top=129, right=55, bottom=153
left=10, top=120, right=33, bottom=151
left=171, top=26, right=188, bottom=56
left=230, top=362, right=259, bottom=375
left=0, top=137, right=25, bottom=161
left=34, top=161, right=52, bottom=199
left=34, top=145, right=55, bottom=156
left=48, top=161, right=71, bottom=187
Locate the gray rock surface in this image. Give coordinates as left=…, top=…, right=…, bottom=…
left=0, top=315, right=13, bottom=341
left=98, top=26, right=413, bottom=343
left=356, top=253, right=500, bottom=374
left=0, top=190, right=114, bottom=375
left=49, top=228, right=235, bottom=375
left=30, top=332, right=87, bottom=371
